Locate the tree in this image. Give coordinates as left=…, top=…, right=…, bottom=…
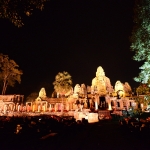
left=0, top=0, right=49, bottom=27
left=0, top=53, right=23, bottom=95
left=136, top=83, right=150, bottom=95
left=130, top=0, right=150, bottom=86
left=26, top=92, right=38, bottom=102
left=53, top=71, right=73, bottom=97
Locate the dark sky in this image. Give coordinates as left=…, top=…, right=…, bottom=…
left=0, top=0, right=142, bottom=97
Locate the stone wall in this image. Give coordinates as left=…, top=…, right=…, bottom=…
left=46, top=98, right=67, bottom=105
left=0, top=95, right=24, bottom=103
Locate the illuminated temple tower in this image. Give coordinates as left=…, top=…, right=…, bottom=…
left=91, top=66, right=114, bottom=109
left=91, top=66, right=113, bottom=96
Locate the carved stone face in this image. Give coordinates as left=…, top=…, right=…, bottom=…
left=39, top=87, right=46, bottom=97
left=124, top=82, right=132, bottom=92
left=115, top=81, right=124, bottom=92
left=74, top=84, right=81, bottom=93
left=81, top=84, right=86, bottom=89
left=96, top=66, right=105, bottom=78
left=99, top=78, right=105, bottom=85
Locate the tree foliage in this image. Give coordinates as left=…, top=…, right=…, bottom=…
left=0, top=53, right=23, bottom=95
left=134, top=95, right=150, bottom=106
left=26, top=92, right=38, bottom=102
left=53, top=71, right=73, bottom=96
left=0, top=0, right=49, bottom=27
left=130, top=0, right=150, bottom=85
left=136, top=83, right=150, bottom=95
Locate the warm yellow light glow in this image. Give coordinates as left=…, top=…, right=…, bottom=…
left=88, top=113, right=99, bottom=123
left=95, top=101, right=98, bottom=110
left=32, top=104, right=35, bottom=112
left=141, top=103, right=144, bottom=111
left=108, top=103, right=112, bottom=110
left=38, top=105, right=40, bottom=112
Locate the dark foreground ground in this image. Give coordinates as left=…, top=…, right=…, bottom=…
left=0, top=116, right=150, bottom=150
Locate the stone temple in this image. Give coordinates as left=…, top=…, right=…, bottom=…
left=45, top=66, right=137, bottom=112
left=0, top=66, right=141, bottom=115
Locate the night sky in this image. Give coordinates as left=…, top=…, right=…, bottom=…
left=0, top=0, right=142, bottom=97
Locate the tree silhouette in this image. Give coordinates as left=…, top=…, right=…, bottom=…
left=0, top=0, right=49, bottom=27
left=0, top=53, right=23, bottom=95
left=53, top=71, right=73, bottom=97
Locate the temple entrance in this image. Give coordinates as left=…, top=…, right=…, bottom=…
left=117, top=101, right=120, bottom=107
left=111, top=100, right=114, bottom=107
left=99, top=96, right=106, bottom=109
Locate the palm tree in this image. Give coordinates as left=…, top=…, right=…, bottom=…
left=53, top=71, right=73, bottom=107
